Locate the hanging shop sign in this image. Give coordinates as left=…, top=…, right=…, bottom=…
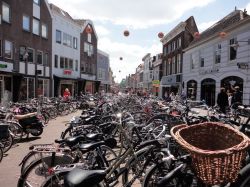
left=64, top=70, right=72, bottom=75
left=0, top=64, right=7, bottom=68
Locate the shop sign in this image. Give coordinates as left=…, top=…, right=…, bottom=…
left=152, top=80, right=160, bottom=85
left=64, top=70, right=72, bottom=75
left=0, top=64, right=7, bottom=68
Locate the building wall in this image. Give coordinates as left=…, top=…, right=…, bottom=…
left=97, top=50, right=110, bottom=85
left=183, top=20, right=250, bottom=104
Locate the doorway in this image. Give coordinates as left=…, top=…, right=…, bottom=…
left=201, top=78, right=216, bottom=106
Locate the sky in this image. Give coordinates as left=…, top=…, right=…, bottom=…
left=48, top=0, right=250, bottom=83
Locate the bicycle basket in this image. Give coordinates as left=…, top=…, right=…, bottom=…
left=0, top=124, right=9, bottom=139
left=171, top=122, right=250, bottom=185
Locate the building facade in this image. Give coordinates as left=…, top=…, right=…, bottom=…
left=75, top=19, right=98, bottom=94
left=50, top=4, right=81, bottom=97
left=0, top=0, right=52, bottom=102
left=160, top=16, right=198, bottom=98
left=136, top=64, right=144, bottom=89
left=183, top=10, right=250, bottom=105
left=142, top=53, right=153, bottom=91
left=152, top=53, right=163, bottom=96
left=97, top=49, right=110, bottom=92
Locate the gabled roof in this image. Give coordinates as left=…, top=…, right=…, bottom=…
left=74, top=19, right=98, bottom=40
left=49, top=3, right=81, bottom=27
left=189, top=10, right=249, bottom=47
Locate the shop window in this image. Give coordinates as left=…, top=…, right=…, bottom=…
left=229, top=38, right=237, bottom=61
left=54, top=55, right=58, bottom=68
left=44, top=79, right=49, bottom=97
left=19, top=78, right=27, bottom=101
left=56, top=30, right=61, bottom=44
left=43, top=53, right=48, bottom=66
left=28, top=78, right=35, bottom=99
left=41, top=23, right=48, bottom=38
left=37, top=51, right=43, bottom=65
left=27, top=48, right=34, bottom=63
left=2, top=2, right=10, bottom=23
left=32, top=18, right=40, bottom=35
left=22, top=15, right=30, bottom=31
left=37, top=79, right=43, bottom=96
left=4, top=40, right=13, bottom=59
left=60, top=57, right=64, bottom=68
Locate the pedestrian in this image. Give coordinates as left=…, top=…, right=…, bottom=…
left=232, top=86, right=242, bottom=104
left=63, top=88, right=71, bottom=101
left=228, top=92, right=233, bottom=107
left=217, top=87, right=228, bottom=113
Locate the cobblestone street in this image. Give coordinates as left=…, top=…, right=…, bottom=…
left=0, top=111, right=81, bottom=187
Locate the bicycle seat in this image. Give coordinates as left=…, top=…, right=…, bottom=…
left=79, top=141, right=105, bottom=153
left=55, top=135, right=85, bottom=146
left=14, top=112, right=37, bottom=120
left=64, top=168, right=106, bottom=187
left=86, top=133, right=103, bottom=140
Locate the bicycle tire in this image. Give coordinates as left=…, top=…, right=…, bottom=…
left=1, top=134, right=13, bottom=153
left=0, top=146, right=3, bottom=162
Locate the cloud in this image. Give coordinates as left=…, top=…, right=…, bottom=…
left=98, top=37, right=161, bottom=82
left=95, top=25, right=110, bottom=36
left=198, top=20, right=218, bottom=32
left=246, top=3, right=250, bottom=13
left=49, top=0, right=215, bottom=29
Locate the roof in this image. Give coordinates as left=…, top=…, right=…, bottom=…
left=49, top=4, right=81, bottom=26
left=74, top=19, right=87, bottom=26
left=189, top=10, right=249, bottom=47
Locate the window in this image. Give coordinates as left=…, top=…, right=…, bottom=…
left=177, top=37, right=181, bottom=48
left=73, top=37, right=77, bottom=49
left=33, top=0, right=40, bottom=5
left=2, top=2, right=10, bottom=23
left=63, top=33, right=72, bottom=47
left=43, top=53, right=48, bottom=66
left=37, top=51, right=43, bottom=65
left=172, top=41, right=175, bottom=51
left=191, top=53, right=195, bottom=69
left=54, top=55, right=58, bottom=68
left=229, top=38, right=237, bottom=61
left=200, top=57, right=204, bottom=67
left=28, top=78, right=35, bottom=99
left=65, top=58, right=68, bottom=69
left=164, top=46, right=168, bottom=55
left=0, top=40, right=2, bottom=57
left=75, top=60, right=78, bottom=71
left=4, top=40, right=13, bottom=59
left=87, top=33, right=91, bottom=43
left=84, top=42, right=94, bottom=56
left=22, top=15, right=30, bottom=31
left=215, top=44, right=221, bottom=64
left=60, top=57, right=64, bottom=68
left=98, top=68, right=102, bottom=79
left=69, top=59, right=73, bottom=69
left=172, top=56, right=176, bottom=74
left=177, top=54, right=181, bottom=73
left=41, top=24, right=48, bottom=38
left=27, top=48, right=34, bottom=63
left=19, top=46, right=26, bottom=61
left=56, top=30, right=61, bottom=44
left=32, top=19, right=40, bottom=35
left=167, top=58, right=171, bottom=75
left=44, top=79, right=49, bottom=97
left=168, top=44, right=171, bottom=54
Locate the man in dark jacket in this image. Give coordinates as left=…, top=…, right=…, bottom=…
left=231, top=86, right=242, bottom=109
left=217, top=87, right=228, bottom=113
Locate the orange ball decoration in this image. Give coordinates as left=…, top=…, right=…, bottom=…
left=158, top=32, right=164, bottom=39
left=194, top=32, right=200, bottom=39
left=86, top=26, right=92, bottom=34
left=219, top=32, right=227, bottom=38
left=123, top=30, right=130, bottom=37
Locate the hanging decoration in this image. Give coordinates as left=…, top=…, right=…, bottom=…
left=123, top=30, right=130, bottom=37
left=158, top=32, right=164, bottom=39
left=219, top=32, right=227, bottom=38
left=120, top=57, right=123, bottom=60
left=119, top=70, right=121, bottom=73
left=194, top=32, right=200, bottom=39
left=86, top=26, right=92, bottom=34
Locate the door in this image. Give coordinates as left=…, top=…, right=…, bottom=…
left=201, top=78, right=216, bottom=106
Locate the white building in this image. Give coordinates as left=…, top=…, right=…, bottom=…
left=183, top=10, right=250, bottom=105
left=50, top=4, right=81, bottom=97
left=142, top=53, right=153, bottom=90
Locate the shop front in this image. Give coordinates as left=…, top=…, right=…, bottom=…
left=152, top=80, right=160, bottom=96
left=160, top=75, right=182, bottom=98
left=0, top=74, right=12, bottom=104
left=201, top=78, right=216, bottom=106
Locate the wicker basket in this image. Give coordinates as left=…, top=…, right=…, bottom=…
left=171, top=122, right=250, bottom=185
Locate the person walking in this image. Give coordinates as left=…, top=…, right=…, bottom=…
left=63, top=88, right=71, bottom=101
left=217, top=87, right=228, bottom=113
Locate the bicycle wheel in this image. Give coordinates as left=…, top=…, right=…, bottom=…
left=0, top=146, right=3, bottom=162
left=1, top=134, right=13, bottom=153
left=8, top=121, right=23, bottom=143
left=17, top=155, right=74, bottom=187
